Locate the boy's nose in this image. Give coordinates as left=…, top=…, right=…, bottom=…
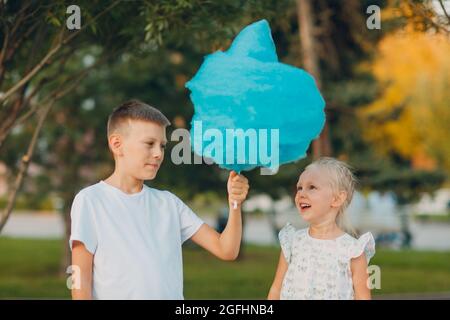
left=154, top=147, right=164, bottom=159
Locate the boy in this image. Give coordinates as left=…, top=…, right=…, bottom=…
left=70, top=99, right=249, bottom=299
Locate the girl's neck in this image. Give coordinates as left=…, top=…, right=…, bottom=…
left=309, top=221, right=344, bottom=240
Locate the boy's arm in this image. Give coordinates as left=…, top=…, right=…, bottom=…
left=190, top=171, right=248, bottom=261
left=71, top=241, right=94, bottom=300
left=351, top=254, right=371, bottom=300
left=267, top=251, right=288, bottom=300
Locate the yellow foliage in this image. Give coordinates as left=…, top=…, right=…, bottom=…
left=359, top=30, right=450, bottom=173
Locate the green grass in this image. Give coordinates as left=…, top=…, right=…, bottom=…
left=413, top=213, right=450, bottom=224
left=1, top=237, right=450, bottom=299
left=0, top=238, right=69, bottom=299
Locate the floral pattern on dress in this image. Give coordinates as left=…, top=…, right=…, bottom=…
left=279, top=223, right=375, bottom=300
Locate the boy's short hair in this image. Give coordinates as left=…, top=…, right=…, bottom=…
left=107, top=99, right=171, bottom=136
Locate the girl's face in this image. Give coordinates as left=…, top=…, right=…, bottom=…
left=294, top=166, right=343, bottom=224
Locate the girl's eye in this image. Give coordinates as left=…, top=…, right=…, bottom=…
left=161, top=144, right=166, bottom=150
left=309, top=185, right=316, bottom=189
left=297, top=186, right=302, bottom=191
left=147, top=142, right=154, bottom=147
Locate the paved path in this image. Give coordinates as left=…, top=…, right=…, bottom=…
left=2, top=211, right=450, bottom=251
left=374, top=292, right=450, bottom=300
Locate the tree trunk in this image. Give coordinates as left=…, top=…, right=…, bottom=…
left=297, top=0, right=332, bottom=158
left=266, top=203, right=280, bottom=245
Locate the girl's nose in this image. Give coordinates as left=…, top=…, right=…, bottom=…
left=295, top=190, right=305, bottom=202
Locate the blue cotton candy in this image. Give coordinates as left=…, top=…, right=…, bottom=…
left=186, top=19, right=326, bottom=173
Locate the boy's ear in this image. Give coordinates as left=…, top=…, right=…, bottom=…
left=108, top=133, right=123, bottom=157
left=331, top=191, right=347, bottom=208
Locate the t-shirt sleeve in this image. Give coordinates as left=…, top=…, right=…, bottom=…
left=69, top=192, right=98, bottom=255
left=173, top=194, right=204, bottom=243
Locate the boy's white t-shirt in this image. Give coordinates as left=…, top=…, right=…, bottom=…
left=69, top=180, right=204, bottom=300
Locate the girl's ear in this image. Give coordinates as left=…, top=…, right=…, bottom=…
left=331, top=191, right=347, bottom=208
left=108, top=134, right=123, bottom=157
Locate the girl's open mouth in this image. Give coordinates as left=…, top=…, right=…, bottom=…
left=300, top=203, right=311, bottom=211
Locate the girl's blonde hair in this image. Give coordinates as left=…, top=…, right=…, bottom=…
left=305, top=157, right=358, bottom=236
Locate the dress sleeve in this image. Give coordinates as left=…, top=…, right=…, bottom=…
left=278, top=223, right=296, bottom=264
left=350, top=232, right=376, bottom=264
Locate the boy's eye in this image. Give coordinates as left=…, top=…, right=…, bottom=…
left=309, top=185, right=316, bottom=189
left=161, top=144, right=166, bottom=149
left=146, top=142, right=154, bottom=147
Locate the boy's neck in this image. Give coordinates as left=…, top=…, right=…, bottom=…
left=104, top=170, right=144, bottom=194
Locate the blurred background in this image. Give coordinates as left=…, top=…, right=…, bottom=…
left=0, top=0, right=449, bottom=299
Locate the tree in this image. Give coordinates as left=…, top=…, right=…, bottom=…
left=296, top=0, right=331, bottom=158
left=0, top=0, right=290, bottom=233
left=0, top=0, right=290, bottom=267
left=0, top=0, right=130, bottom=232
left=358, top=30, right=450, bottom=175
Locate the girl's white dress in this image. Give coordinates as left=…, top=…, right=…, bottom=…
left=279, top=223, right=375, bottom=300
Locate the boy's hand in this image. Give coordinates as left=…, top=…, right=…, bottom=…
left=227, top=171, right=249, bottom=209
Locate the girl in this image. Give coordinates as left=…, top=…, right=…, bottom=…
left=268, top=157, right=375, bottom=300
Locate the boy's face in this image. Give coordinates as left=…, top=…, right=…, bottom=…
left=112, top=120, right=167, bottom=181
left=294, top=166, right=340, bottom=224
